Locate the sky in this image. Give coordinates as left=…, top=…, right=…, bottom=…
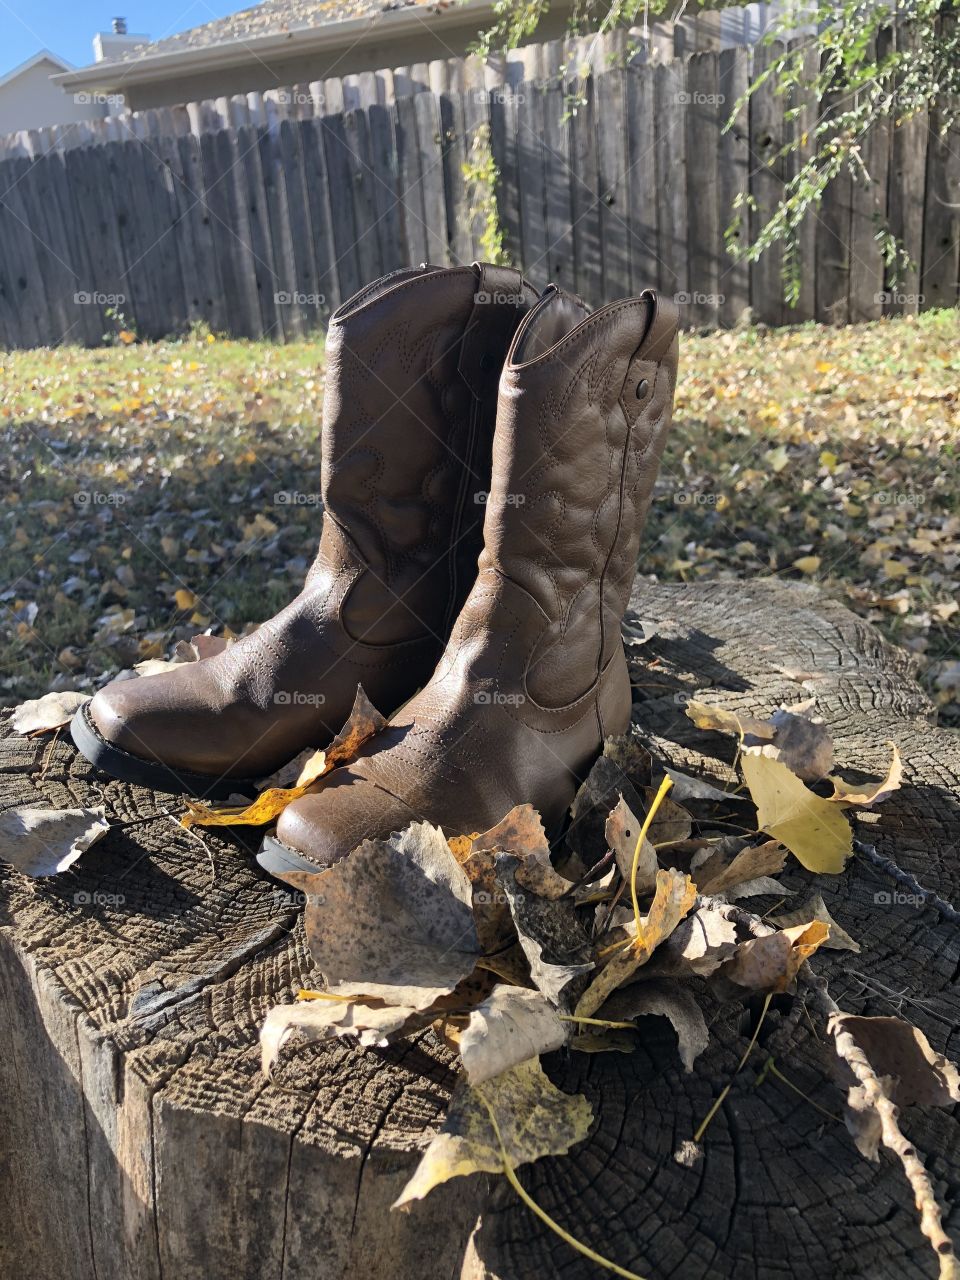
left=0, top=0, right=243, bottom=74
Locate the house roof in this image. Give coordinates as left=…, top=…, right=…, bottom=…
left=101, top=0, right=433, bottom=63
left=52, top=0, right=488, bottom=89
left=0, top=48, right=73, bottom=91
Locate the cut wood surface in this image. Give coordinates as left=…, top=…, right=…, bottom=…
left=1, top=578, right=958, bottom=1280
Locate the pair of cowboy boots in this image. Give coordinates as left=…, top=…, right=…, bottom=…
left=71, top=262, right=679, bottom=874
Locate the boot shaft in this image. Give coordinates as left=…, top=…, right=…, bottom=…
left=316, top=263, right=538, bottom=646
left=476, top=286, right=679, bottom=701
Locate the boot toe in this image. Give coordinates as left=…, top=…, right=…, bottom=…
left=88, top=680, right=163, bottom=761
left=275, top=769, right=421, bottom=868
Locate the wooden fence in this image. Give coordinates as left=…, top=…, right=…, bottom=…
left=0, top=39, right=957, bottom=348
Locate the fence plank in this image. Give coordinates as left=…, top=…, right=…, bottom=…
left=786, top=40, right=819, bottom=323
left=570, top=76, right=603, bottom=304
left=173, top=132, right=227, bottom=334
left=885, top=28, right=928, bottom=317
left=201, top=130, right=259, bottom=338
left=716, top=46, right=750, bottom=326
left=0, top=159, right=48, bottom=346
left=461, top=85, right=491, bottom=262
left=395, top=93, right=430, bottom=266
left=368, top=102, right=406, bottom=273
left=750, top=40, right=786, bottom=326
left=440, top=89, right=473, bottom=266
left=279, top=118, right=324, bottom=331
left=414, top=90, right=450, bottom=265
left=489, top=88, right=522, bottom=270
left=320, top=112, right=363, bottom=303
left=541, top=81, right=574, bottom=289
left=596, top=69, right=631, bottom=303
left=921, top=107, right=960, bottom=311
left=517, top=82, right=549, bottom=280
left=258, top=126, right=301, bottom=339
left=848, top=114, right=890, bottom=322
left=298, top=118, right=340, bottom=314
left=685, top=53, right=721, bottom=327
left=654, top=59, right=687, bottom=303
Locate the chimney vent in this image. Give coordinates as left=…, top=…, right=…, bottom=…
left=112, top=16, right=127, bottom=33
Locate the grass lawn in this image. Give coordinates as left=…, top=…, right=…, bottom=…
left=1, top=309, right=958, bottom=722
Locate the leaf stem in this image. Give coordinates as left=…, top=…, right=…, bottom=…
left=631, top=775, right=674, bottom=935
left=482, top=1099, right=649, bottom=1280
left=561, top=1015, right=636, bottom=1030
left=693, top=992, right=773, bottom=1142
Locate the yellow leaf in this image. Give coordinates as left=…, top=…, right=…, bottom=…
left=574, top=869, right=696, bottom=1018
left=181, top=686, right=386, bottom=829
left=766, top=444, right=789, bottom=472
left=393, top=1059, right=592, bottom=1207
left=815, top=360, right=834, bottom=374
left=173, top=588, right=196, bottom=610
left=793, top=555, right=822, bottom=575
left=883, top=559, right=910, bottom=579
left=819, top=450, right=838, bottom=471
left=118, top=330, right=136, bottom=345
left=741, top=753, right=852, bottom=874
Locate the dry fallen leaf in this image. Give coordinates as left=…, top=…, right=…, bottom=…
left=694, top=838, right=788, bottom=896
left=575, top=869, right=697, bottom=1017
left=297, top=822, right=480, bottom=1010
left=0, top=806, right=109, bottom=876
left=261, top=996, right=425, bottom=1071
left=740, top=753, right=853, bottom=874
left=497, top=858, right=593, bottom=1009
left=182, top=685, right=386, bottom=827
left=828, top=743, right=903, bottom=807
left=605, top=795, right=657, bottom=889
left=721, top=921, right=830, bottom=992
left=473, top=805, right=573, bottom=900
left=601, top=979, right=710, bottom=1072
left=393, top=1058, right=593, bottom=1207
left=10, top=690, right=89, bottom=734
left=831, top=1014, right=960, bottom=1111
left=648, top=901, right=739, bottom=977
left=687, top=697, right=835, bottom=782
left=459, top=986, right=567, bottom=1084
left=770, top=893, right=860, bottom=952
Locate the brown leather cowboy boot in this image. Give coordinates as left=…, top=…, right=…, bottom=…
left=261, top=284, right=679, bottom=874
left=71, top=264, right=539, bottom=799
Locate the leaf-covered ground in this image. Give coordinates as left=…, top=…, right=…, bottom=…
left=1, top=309, right=957, bottom=720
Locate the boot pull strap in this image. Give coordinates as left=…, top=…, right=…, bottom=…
left=459, top=264, right=537, bottom=397
left=637, top=289, right=679, bottom=362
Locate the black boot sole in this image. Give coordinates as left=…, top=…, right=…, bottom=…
left=70, top=701, right=261, bottom=802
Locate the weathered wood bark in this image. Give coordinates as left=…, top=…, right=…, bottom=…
left=2, top=579, right=958, bottom=1280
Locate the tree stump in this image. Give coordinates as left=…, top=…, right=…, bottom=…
left=2, top=578, right=958, bottom=1280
